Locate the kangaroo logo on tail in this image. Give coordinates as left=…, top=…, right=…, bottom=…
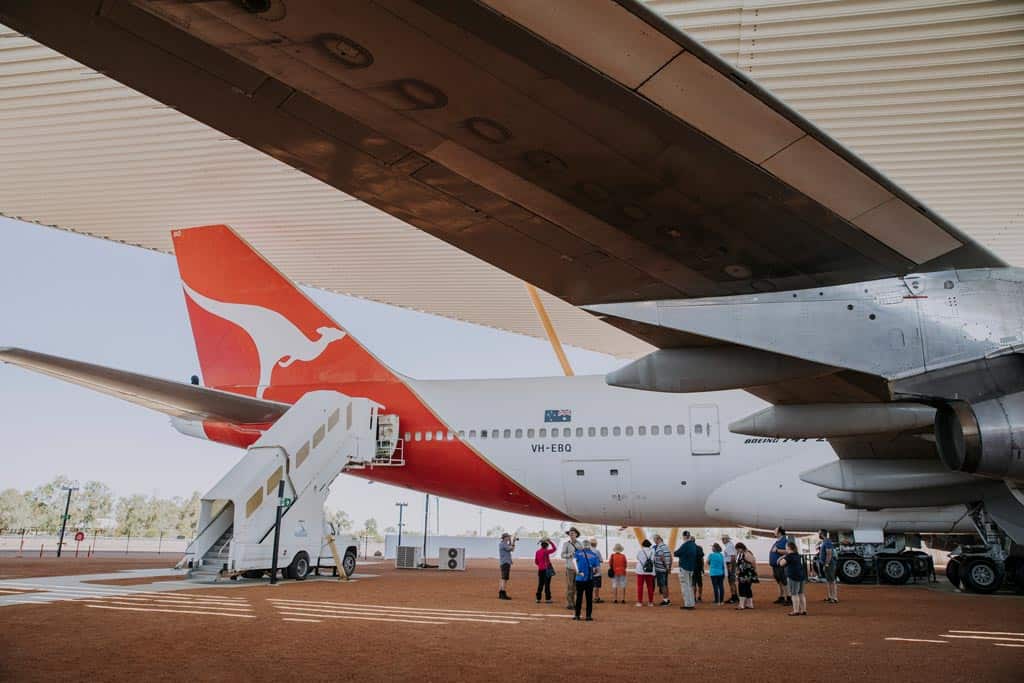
left=183, top=284, right=345, bottom=397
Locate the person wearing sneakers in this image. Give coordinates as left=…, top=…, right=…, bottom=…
left=589, top=537, right=605, bottom=603
left=652, top=534, right=672, bottom=606
left=818, top=529, right=839, bottom=604
left=779, top=541, right=808, bottom=616
left=636, top=539, right=656, bottom=607
left=498, top=533, right=516, bottom=600
left=573, top=539, right=601, bottom=621
left=769, top=527, right=794, bottom=606
left=561, top=527, right=583, bottom=610
left=609, top=543, right=628, bottom=603
left=722, top=534, right=739, bottom=604
left=673, top=530, right=697, bottom=610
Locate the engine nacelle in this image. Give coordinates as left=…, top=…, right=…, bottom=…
left=935, top=392, right=1024, bottom=483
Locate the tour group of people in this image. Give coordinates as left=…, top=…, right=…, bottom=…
left=498, top=526, right=840, bottom=620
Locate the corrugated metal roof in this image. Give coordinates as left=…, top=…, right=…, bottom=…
left=1, top=0, right=1022, bottom=358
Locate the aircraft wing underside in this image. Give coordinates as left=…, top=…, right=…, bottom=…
left=0, top=1, right=1003, bottom=353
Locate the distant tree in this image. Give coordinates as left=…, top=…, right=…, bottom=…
left=325, top=508, right=353, bottom=533
left=0, top=489, right=33, bottom=530
left=361, top=517, right=381, bottom=541
left=76, top=481, right=113, bottom=528
left=486, top=525, right=505, bottom=537
left=27, top=475, right=78, bottom=530
left=175, top=492, right=201, bottom=537
left=384, top=526, right=397, bottom=534
left=115, top=494, right=149, bottom=536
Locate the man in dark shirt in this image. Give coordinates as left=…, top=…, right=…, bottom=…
left=769, top=527, right=793, bottom=605
left=673, top=530, right=698, bottom=609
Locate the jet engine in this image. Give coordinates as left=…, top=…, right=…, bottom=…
left=935, top=392, right=1024, bottom=483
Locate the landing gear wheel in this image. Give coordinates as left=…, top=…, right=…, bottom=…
left=837, top=558, right=865, bottom=584
left=946, top=557, right=962, bottom=589
left=881, top=558, right=911, bottom=585
left=962, top=557, right=1003, bottom=594
left=342, top=549, right=357, bottom=578
left=241, top=570, right=264, bottom=579
left=287, top=552, right=310, bottom=581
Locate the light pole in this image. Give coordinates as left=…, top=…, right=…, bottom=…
left=395, top=502, right=408, bottom=546
left=56, top=486, right=78, bottom=558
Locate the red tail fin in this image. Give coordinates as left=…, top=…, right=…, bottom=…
left=172, top=225, right=398, bottom=399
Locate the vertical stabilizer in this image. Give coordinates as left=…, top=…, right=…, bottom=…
left=172, top=225, right=398, bottom=399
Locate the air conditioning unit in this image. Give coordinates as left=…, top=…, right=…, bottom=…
left=439, top=547, right=466, bottom=571
left=395, top=546, right=422, bottom=569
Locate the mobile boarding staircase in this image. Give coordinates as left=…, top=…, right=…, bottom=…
left=179, top=390, right=404, bottom=580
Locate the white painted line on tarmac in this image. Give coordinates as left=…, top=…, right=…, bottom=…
left=274, top=605, right=525, bottom=624
left=89, top=599, right=254, bottom=612
left=86, top=594, right=253, bottom=608
left=86, top=604, right=255, bottom=618
left=941, top=634, right=1024, bottom=643
left=993, top=643, right=1024, bottom=648
left=949, top=630, right=1024, bottom=637
left=272, top=610, right=445, bottom=626
left=283, top=618, right=322, bottom=623
left=885, top=638, right=949, bottom=644
left=269, top=598, right=540, bottom=618
left=268, top=600, right=538, bottom=619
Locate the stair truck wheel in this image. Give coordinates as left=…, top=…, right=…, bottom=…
left=837, top=557, right=865, bottom=584
left=946, top=557, right=962, bottom=589
left=241, top=570, right=264, bottom=579
left=881, top=558, right=911, bottom=585
left=342, top=548, right=357, bottom=578
left=962, top=557, right=1003, bottom=594
left=287, top=552, right=311, bottom=581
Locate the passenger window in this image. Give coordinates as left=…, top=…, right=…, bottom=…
left=414, top=432, right=422, bottom=441
left=527, top=428, right=535, bottom=438
left=588, top=427, right=596, bottom=437
left=503, top=429, right=511, bottom=438
left=404, top=432, right=411, bottom=441
left=458, top=430, right=465, bottom=438
left=664, top=425, right=672, bottom=435
left=551, top=427, right=560, bottom=437
left=436, top=431, right=443, bottom=441
left=613, top=426, right=621, bottom=436
left=694, top=424, right=703, bottom=435
left=481, top=430, right=488, bottom=438
left=492, top=429, right=500, bottom=440
left=539, top=428, right=547, bottom=438
left=610, top=469, right=619, bottom=476
left=576, top=427, right=583, bottom=437
left=626, top=426, right=634, bottom=436
left=638, top=426, right=647, bottom=436
left=425, top=431, right=433, bottom=441
left=651, top=425, right=660, bottom=436
left=515, top=428, right=523, bottom=438
left=600, top=427, right=608, bottom=437
left=676, top=425, right=685, bottom=435
left=576, top=469, right=585, bottom=476
left=469, top=430, right=477, bottom=438
left=447, top=432, right=454, bottom=441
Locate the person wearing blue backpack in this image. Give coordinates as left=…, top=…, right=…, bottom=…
left=573, top=539, right=601, bottom=621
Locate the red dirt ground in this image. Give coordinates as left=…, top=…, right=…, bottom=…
left=0, top=557, right=1021, bottom=682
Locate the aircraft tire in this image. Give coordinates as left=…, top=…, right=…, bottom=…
left=287, top=552, right=310, bottom=581
left=945, top=557, right=962, bottom=589
left=837, top=557, right=865, bottom=584
left=880, top=558, right=911, bottom=585
left=961, top=557, right=1002, bottom=594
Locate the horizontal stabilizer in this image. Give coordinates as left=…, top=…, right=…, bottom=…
left=801, top=458, right=977, bottom=493
left=0, top=347, right=288, bottom=424
left=731, top=403, right=934, bottom=438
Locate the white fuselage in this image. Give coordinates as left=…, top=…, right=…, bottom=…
left=409, top=375, right=972, bottom=533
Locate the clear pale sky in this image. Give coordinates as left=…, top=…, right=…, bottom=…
left=0, top=216, right=623, bottom=535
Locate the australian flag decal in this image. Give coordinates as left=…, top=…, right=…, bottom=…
left=544, top=409, right=572, bottom=423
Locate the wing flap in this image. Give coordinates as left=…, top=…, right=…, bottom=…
left=0, top=347, right=289, bottom=424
